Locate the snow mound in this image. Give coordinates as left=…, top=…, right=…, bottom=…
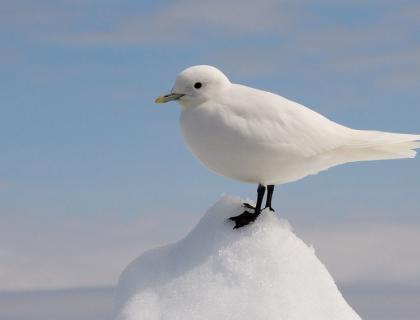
left=113, top=196, right=361, bottom=320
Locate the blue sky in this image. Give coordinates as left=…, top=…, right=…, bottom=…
left=1, top=0, right=420, bottom=317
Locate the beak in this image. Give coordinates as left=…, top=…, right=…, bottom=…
left=155, top=93, right=185, bottom=104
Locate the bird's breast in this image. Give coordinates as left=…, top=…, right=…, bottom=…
left=179, top=104, right=288, bottom=183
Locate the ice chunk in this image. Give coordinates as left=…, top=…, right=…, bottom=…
left=113, top=195, right=361, bottom=320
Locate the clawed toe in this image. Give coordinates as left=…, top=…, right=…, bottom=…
left=229, top=211, right=257, bottom=229
left=242, top=202, right=255, bottom=210
left=244, top=203, right=275, bottom=212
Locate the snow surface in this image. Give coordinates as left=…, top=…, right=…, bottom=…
left=113, top=196, right=361, bottom=320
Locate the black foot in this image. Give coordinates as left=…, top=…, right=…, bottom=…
left=265, top=206, right=275, bottom=212
left=229, top=211, right=257, bottom=229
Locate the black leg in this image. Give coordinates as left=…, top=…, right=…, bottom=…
left=229, top=184, right=266, bottom=229
left=265, top=185, right=275, bottom=212
left=254, top=184, right=265, bottom=216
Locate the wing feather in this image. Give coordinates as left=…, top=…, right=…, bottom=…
left=220, top=84, right=351, bottom=158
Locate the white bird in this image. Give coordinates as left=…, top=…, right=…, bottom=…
left=155, top=65, right=420, bottom=228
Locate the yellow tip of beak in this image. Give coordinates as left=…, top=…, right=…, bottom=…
left=155, top=96, right=166, bottom=104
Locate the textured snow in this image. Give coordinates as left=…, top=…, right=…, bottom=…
left=113, top=196, right=361, bottom=320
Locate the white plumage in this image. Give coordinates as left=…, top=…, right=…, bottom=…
left=157, top=65, right=420, bottom=186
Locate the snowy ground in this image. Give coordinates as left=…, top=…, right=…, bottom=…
left=114, top=196, right=359, bottom=320
left=115, top=196, right=360, bottom=320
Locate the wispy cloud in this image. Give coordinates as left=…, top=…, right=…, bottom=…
left=3, top=0, right=419, bottom=87
left=203, top=3, right=420, bottom=86
left=0, top=0, right=294, bottom=45
left=59, top=0, right=297, bottom=45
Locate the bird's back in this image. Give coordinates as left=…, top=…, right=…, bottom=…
left=217, top=84, right=354, bottom=157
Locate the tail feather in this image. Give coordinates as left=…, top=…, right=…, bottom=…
left=375, top=141, right=420, bottom=159
left=343, top=130, right=420, bottom=161
left=301, top=130, right=419, bottom=179
left=348, top=130, right=420, bottom=147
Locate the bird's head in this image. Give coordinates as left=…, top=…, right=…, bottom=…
left=155, top=65, right=231, bottom=110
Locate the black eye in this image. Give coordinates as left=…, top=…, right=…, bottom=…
left=194, top=82, right=202, bottom=89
